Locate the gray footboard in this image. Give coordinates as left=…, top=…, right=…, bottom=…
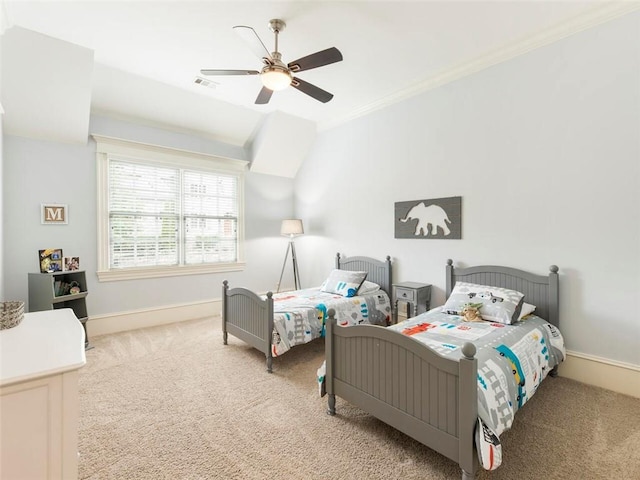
left=222, top=280, right=275, bottom=373
left=325, top=310, right=478, bottom=479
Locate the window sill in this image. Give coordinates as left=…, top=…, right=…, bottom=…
left=96, top=262, right=246, bottom=282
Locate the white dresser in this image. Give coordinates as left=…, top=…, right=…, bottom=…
left=1, top=308, right=86, bottom=479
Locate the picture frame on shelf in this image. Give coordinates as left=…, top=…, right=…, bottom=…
left=39, top=249, right=63, bottom=273
left=63, top=257, right=80, bottom=271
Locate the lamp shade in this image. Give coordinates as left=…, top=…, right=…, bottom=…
left=281, top=219, right=304, bottom=237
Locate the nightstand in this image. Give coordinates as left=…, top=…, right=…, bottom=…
left=393, top=282, right=432, bottom=324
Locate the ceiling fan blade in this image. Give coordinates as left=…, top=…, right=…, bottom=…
left=233, top=25, right=273, bottom=60
left=288, top=47, right=343, bottom=73
left=200, top=69, right=259, bottom=76
left=291, top=77, right=334, bottom=103
left=255, top=87, right=273, bottom=105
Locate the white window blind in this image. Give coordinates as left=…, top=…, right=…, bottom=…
left=182, top=170, right=238, bottom=265
left=109, top=160, right=239, bottom=269
left=109, top=161, right=180, bottom=268
left=94, top=134, right=246, bottom=281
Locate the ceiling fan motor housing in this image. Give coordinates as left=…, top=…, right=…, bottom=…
left=260, top=51, right=292, bottom=90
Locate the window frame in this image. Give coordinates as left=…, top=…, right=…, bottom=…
left=93, top=134, right=247, bottom=282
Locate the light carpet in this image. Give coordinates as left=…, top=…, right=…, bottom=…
left=78, top=317, right=640, bottom=479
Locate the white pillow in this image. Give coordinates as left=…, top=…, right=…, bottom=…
left=357, top=280, right=380, bottom=295
left=517, top=302, right=536, bottom=321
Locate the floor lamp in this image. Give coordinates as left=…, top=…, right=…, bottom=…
left=277, top=219, right=303, bottom=292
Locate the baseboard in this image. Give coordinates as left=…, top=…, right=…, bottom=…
left=87, top=304, right=639, bottom=399
left=559, top=350, right=640, bottom=399
left=86, top=299, right=221, bottom=338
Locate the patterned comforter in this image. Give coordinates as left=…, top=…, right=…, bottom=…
left=270, top=288, right=391, bottom=357
left=387, top=309, right=565, bottom=469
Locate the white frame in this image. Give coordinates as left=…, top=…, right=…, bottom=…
left=92, top=134, right=248, bottom=282
left=41, top=204, right=68, bottom=224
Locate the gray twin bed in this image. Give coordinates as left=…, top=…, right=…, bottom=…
left=324, top=258, right=560, bottom=479
left=222, top=255, right=560, bottom=479
left=221, top=253, right=393, bottom=373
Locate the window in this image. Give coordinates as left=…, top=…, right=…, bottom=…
left=94, top=135, right=247, bottom=281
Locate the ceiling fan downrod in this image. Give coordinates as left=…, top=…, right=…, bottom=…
left=268, top=18, right=286, bottom=56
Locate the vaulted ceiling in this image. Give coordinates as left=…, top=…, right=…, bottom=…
left=2, top=1, right=637, bottom=174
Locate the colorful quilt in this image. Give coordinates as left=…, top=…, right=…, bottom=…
left=387, top=309, right=566, bottom=470
left=270, top=288, right=391, bottom=357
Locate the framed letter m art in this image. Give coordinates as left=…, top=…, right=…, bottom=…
left=41, top=204, right=68, bottom=224
left=395, top=196, right=462, bottom=239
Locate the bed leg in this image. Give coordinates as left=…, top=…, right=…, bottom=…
left=549, top=365, right=558, bottom=377
left=222, top=280, right=228, bottom=346
left=327, top=394, right=336, bottom=415
left=266, top=355, right=273, bottom=374
left=461, top=469, right=475, bottom=480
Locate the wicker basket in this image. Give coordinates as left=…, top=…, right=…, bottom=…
left=1, top=301, right=25, bottom=330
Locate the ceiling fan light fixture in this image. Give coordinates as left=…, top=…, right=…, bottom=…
left=261, top=67, right=292, bottom=91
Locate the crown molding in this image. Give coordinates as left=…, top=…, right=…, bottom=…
left=320, top=1, right=640, bottom=132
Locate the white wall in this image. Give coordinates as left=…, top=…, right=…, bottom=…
left=294, top=12, right=640, bottom=366
left=0, top=108, right=4, bottom=300
left=3, top=115, right=295, bottom=317
left=1, top=28, right=5, bottom=300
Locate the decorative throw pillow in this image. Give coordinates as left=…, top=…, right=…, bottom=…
left=442, top=282, right=524, bottom=324
left=517, top=302, right=536, bottom=321
left=357, top=280, right=380, bottom=295
left=320, top=269, right=367, bottom=297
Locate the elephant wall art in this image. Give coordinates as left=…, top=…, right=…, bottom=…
left=394, top=196, right=462, bottom=239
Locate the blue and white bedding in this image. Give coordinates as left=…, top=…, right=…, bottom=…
left=387, top=308, right=566, bottom=469
left=270, top=288, right=391, bottom=357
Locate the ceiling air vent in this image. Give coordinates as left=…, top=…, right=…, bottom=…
left=193, top=76, right=219, bottom=89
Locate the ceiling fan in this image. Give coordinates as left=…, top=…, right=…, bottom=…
left=200, top=19, right=343, bottom=105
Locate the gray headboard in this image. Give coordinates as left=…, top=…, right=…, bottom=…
left=336, top=253, right=392, bottom=298
left=445, top=259, right=560, bottom=327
